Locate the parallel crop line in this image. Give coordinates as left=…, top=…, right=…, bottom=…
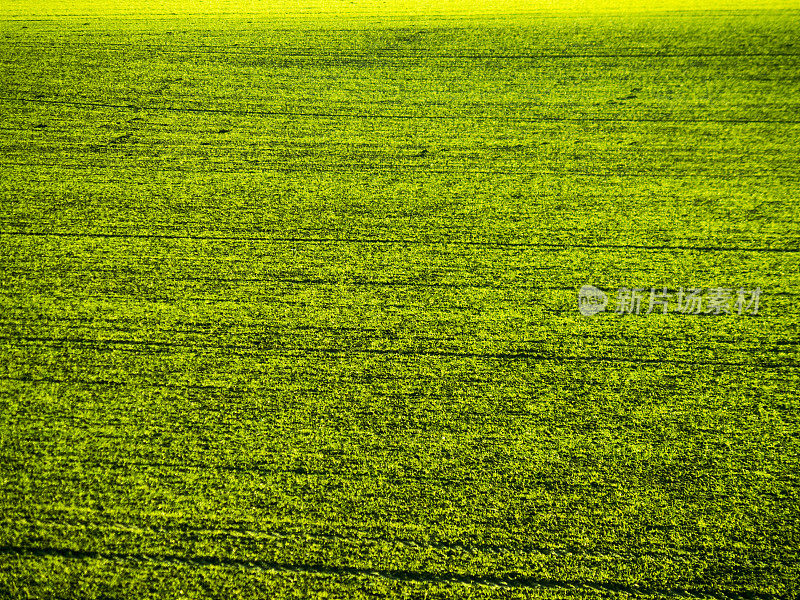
left=0, top=337, right=795, bottom=368
left=1, top=231, right=797, bottom=252
left=0, top=545, right=790, bottom=599
left=3, top=96, right=800, bottom=124
left=6, top=42, right=800, bottom=59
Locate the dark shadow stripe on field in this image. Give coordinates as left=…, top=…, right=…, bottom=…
left=7, top=514, right=782, bottom=567
left=1, top=231, right=797, bottom=253
left=0, top=544, right=789, bottom=599
left=266, top=348, right=800, bottom=369
left=4, top=162, right=798, bottom=179
left=11, top=456, right=797, bottom=500
left=0, top=375, right=223, bottom=389
left=2, top=96, right=799, bottom=125
left=7, top=42, right=800, bottom=59
left=0, top=337, right=796, bottom=368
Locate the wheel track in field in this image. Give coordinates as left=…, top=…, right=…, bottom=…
left=0, top=544, right=790, bottom=599
left=2, top=337, right=796, bottom=368
left=3, top=96, right=800, bottom=125
left=1, top=230, right=799, bottom=252
left=2, top=514, right=791, bottom=570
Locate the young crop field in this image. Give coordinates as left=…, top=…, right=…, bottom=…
left=0, top=2, right=798, bottom=598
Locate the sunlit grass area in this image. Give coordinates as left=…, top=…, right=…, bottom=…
left=0, top=5, right=798, bottom=599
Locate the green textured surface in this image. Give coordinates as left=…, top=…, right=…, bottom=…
left=0, top=9, right=799, bottom=599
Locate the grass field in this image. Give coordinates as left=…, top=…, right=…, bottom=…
left=0, top=4, right=799, bottom=599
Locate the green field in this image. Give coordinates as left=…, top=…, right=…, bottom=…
left=1, top=5, right=799, bottom=599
